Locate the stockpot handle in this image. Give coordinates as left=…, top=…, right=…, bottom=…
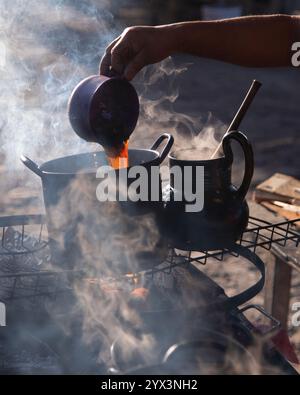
left=150, top=133, right=174, bottom=164
left=20, top=155, right=43, bottom=177
left=222, top=131, right=254, bottom=201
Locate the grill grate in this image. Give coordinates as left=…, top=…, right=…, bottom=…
left=0, top=215, right=299, bottom=307
left=167, top=217, right=300, bottom=268
left=0, top=215, right=48, bottom=256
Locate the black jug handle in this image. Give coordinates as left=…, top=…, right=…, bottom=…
left=222, top=131, right=254, bottom=201
left=150, top=133, right=174, bottom=164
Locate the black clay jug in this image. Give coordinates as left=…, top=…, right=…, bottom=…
left=68, top=74, right=139, bottom=153
left=165, top=131, right=254, bottom=251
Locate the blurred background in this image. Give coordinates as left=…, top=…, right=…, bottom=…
left=111, top=0, right=300, bottom=25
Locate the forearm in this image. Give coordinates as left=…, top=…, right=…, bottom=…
left=164, top=15, right=300, bottom=67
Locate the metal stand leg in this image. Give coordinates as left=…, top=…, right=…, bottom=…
left=264, top=255, right=292, bottom=330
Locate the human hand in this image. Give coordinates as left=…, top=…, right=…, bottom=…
left=100, top=25, right=176, bottom=80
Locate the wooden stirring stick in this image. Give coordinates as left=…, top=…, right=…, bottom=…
left=210, top=79, right=262, bottom=159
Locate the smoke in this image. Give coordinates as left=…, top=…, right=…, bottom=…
left=133, top=56, right=223, bottom=159
left=37, top=171, right=163, bottom=371
left=0, top=0, right=223, bottom=180
left=0, top=0, right=116, bottom=174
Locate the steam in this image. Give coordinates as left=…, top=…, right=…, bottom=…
left=0, top=1, right=223, bottom=177
left=134, top=57, right=223, bottom=160
left=0, top=0, right=116, bottom=172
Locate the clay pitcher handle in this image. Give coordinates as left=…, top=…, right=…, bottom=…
left=222, top=131, right=254, bottom=201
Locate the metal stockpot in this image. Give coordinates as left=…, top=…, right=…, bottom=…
left=21, top=134, right=173, bottom=271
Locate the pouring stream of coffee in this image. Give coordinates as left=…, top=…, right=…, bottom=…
left=106, top=140, right=129, bottom=169
left=210, top=80, right=262, bottom=159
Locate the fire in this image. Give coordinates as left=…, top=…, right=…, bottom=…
left=125, top=272, right=141, bottom=285
left=106, top=140, right=129, bottom=169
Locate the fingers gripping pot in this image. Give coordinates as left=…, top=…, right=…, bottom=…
left=21, top=134, right=174, bottom=273
left=165, top=131, right=254, bottom=251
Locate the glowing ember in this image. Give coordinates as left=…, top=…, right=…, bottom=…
left=130, top=287, right=149, bottom=300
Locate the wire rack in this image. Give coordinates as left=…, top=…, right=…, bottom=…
left=0, top=215, right=79, bottom=307
left=0, top=215, right=299, bottom=307
left=0, top=215, right=48, bottom=256
left=164, top=216, right=300, bottom=268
